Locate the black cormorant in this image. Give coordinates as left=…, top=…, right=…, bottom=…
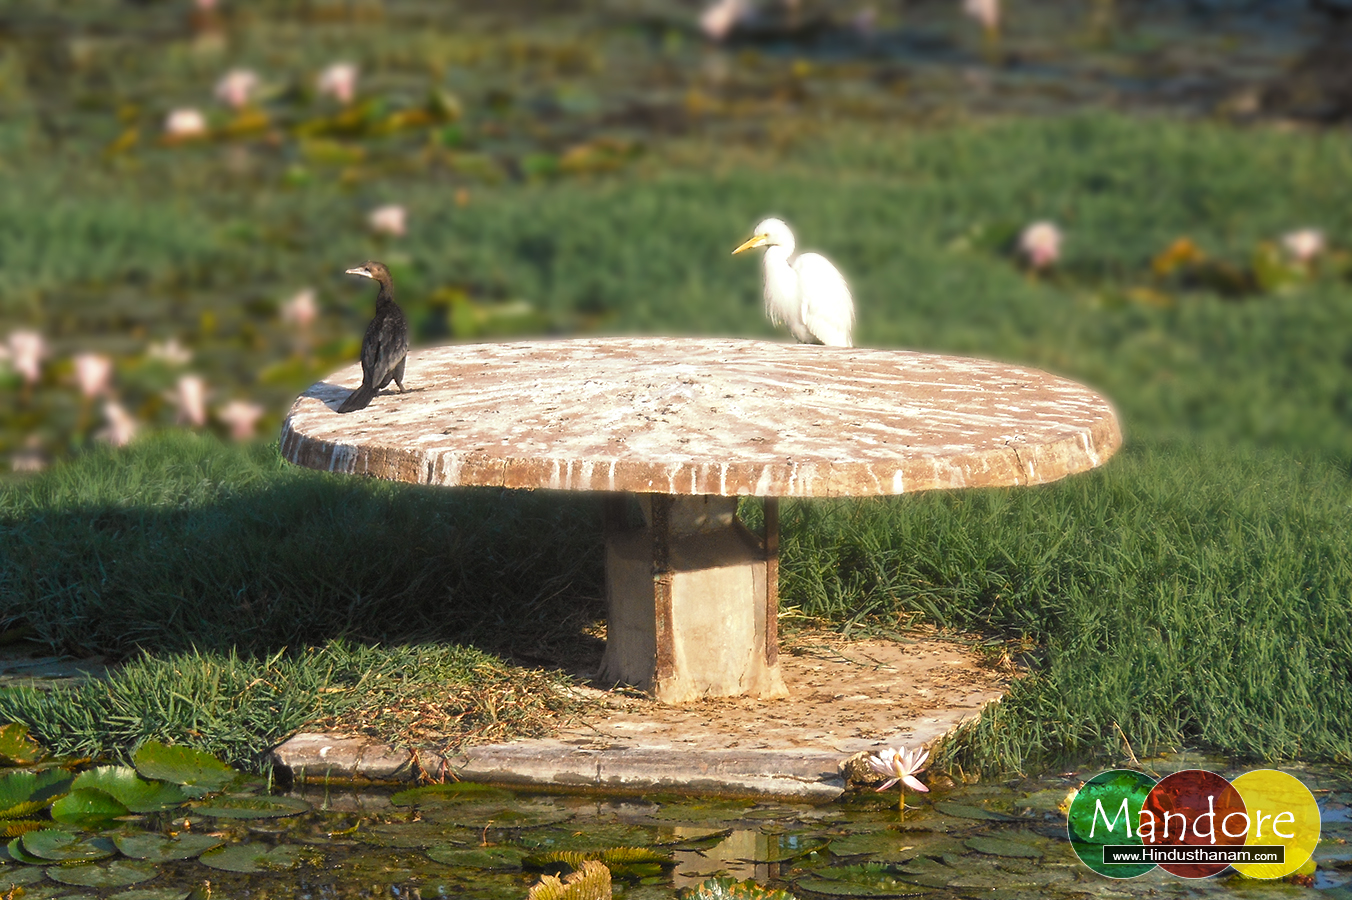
left=337, top=261, right=409, bottom=413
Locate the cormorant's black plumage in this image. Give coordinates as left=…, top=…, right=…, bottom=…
left=338, top=261, right=408, bottom=414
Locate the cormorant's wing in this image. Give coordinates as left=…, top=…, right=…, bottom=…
left=794, top=252, right=855, bottom=347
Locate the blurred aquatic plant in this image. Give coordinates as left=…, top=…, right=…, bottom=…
left=528, top=859, right=612, bottom=900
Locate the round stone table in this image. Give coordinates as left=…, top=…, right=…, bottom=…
left=281, top=337, right=1122, bottom=703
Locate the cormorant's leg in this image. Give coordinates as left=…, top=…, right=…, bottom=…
left=392, top=356, right=406, bottom=392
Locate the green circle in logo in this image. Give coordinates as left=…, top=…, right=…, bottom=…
left=1067, top=768, right=1159, bottom=878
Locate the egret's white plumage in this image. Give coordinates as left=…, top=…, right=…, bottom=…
left=733, top=218, right=855, bottom=347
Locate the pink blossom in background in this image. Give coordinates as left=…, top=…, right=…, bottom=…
left=217, top=400, right=265, bottom=440
left=196, top=0, right=218, bottom=10
left=164, top=108, right=208, bottom=139
left=171, top=375, right=208, bottom=426
left=148, top=338, right=193, bottom=366
left=963, top=0, right=1000, bottom=35
left=368, top=204, right=407, bottom=237
left=281, top=288, right=318, bottom=329
left=317, top=62, right=359, bottom=105
left=73, top=353, right=113, bottom=400
left=5, top=330, right=46, bottom=386
left=1282, top=228, right=1326, bottom=264
left=99, top=401, right=139, bottom=447
left=215, top=69, right=260, bottom=111
left=1018, top=221, right=1062, bottom=270
left=699, top=0, right=749, bottom=42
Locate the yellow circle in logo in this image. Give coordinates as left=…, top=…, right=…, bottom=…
left=1230, top=769, right=1320, bottom=879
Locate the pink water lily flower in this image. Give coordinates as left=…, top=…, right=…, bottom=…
left=317, top=62, right=359, bottom=105
left=73, top=353, right=113, bottom=400
left=963, top=0, right=1000, bottom=36
left=164, top=108, right=208, bottom=140
left=215, top=69, right=260, bottom=111
left=368, top=204, right=407, bottom=237
left=1282, top=228, right=1326, bottom=265
left=6, top=330, right=46, bottom=386
left=700, top=0, right=750, bottom=41
left=281, top=288, right=318, bottom=329
left=217, top=400, right=264, bottom=440
left=869, top=745, right=930, bottom=794
left=171, top=374, right=208, bottom=427
left=1018, top=221, right=1062, bottom=270
left=99, top=400, right=139, bottom=447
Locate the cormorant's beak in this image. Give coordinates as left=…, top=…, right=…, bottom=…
left=344, top=266, right=374, bottom=279
left=732, top=234, right=769, bottom=255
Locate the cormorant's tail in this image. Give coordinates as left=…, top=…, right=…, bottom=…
left=337, top=383, right=376, bottom=413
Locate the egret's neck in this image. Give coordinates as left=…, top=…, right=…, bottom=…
left=762, top=245, right=800, bottom=329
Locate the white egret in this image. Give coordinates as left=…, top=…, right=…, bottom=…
left=732, top=217, right=855, bottom=347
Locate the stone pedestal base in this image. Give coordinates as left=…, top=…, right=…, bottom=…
left=598, top=495, right=788, bottom=704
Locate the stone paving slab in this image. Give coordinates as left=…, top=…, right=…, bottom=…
left=268, top=635, right=1013, bottom=799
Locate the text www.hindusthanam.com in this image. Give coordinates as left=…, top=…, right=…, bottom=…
left=1102, top=846, right=1285, bottom=865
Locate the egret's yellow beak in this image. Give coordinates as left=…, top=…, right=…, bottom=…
left=732, top=233, right=769, bottom=255
left=345, top=266, right=373, bottom=278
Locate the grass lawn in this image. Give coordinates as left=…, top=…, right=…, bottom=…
left=4, top=114, right=1352, bottom=773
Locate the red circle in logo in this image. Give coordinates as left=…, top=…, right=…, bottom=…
left=1140, top=770, right=1248, bottom=878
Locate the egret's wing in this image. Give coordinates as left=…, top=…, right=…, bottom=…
left=794, top=252, right=855, bottom=347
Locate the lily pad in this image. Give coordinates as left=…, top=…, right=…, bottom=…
left=426, top=846, right=526, bottom=870
left=894, top=856, right=963, bottom=889
left=429, top=802, right=573, bottom=829
left=0, top=723, right=43, bottom=766
left=520, top=823, right=659, bottom=853
left=46, top=860, right=159, bottom=888
left=828, top=831, right=912, bottom=858
left=525, top=846, right=673, bottom=879
left=114, top=832, right=224, bottom=861
left=8, top=834, right=54, bottom=864
left=391, top=783, right=514, bottom=806
left=191, top=793, right=311, bottom=819
left=0, top=769, right=72, bottom=817
left=0, top=865, right=46, bottom=888
left=199, top=842, right=301, bottom=873
left=132, top=742, right=237, bottom=794
left=649, top=799, right=755, bottom=822
left=933, top=802, right=1014, bottom=822
left=20, top=830, right=118, bottom=863
left=50, top=788, right=131, bottom=827
left=963, top=836, right=1043, bottom=859
left=109, top=891, right=193, bottom=900
left=357, top=821, right=478, bottom=850
left=799, top=864, right=932, bottom=897
left=72, top=767, right=187, bottom=813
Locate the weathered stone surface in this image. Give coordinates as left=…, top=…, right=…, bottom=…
left=269, top=732, right=427, bottom=781
left=450, top=742, right=845, bottom=801
left=281, top=338, right=1121, bottom=497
